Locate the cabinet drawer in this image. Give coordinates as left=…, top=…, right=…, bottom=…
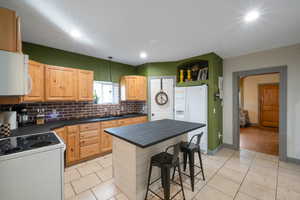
left=133, top=116, right=148, bottom=123
left=80, top=130, right=99, bottom=139
left=79, top=123, right=99, bottom=132
left=101, top=120, right=118, bottom=128
left=67, top=125, right=79, bottom=134
left=118, top=119, right=131, bottom=126
left=80, top=137, right=99, bottom=147
left=80, top=143, right=100, bottom=159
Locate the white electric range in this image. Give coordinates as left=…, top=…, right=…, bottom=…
left=0, top=132, right=65, bottom=200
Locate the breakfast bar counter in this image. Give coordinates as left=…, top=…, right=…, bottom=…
left=105, top=119, right=205, bottom=200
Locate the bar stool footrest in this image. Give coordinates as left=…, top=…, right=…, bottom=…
left=147, top=176, right=185, bottom=200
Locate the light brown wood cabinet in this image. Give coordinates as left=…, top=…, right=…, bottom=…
left=100, top=120, right=118, bottom=153
left=0, top=60, right=45, bottom=104
left=79, top=123, right=100, bottom=159
left=78, top=69, right=94, bottom=101
left=0, top=62, right=94, bottom=104
left=0, top=7, right=22, bottom=52
left=54, top=127, right=67, bottom=143
left=66, top=126, right=80, bottom=164
left=120, top=76, right=147, bottom=101
left=59, top=116, right=148, bottom=166
left=45, top=65, right=77, bottom=101
left=23, top=60, right=45, bottom=102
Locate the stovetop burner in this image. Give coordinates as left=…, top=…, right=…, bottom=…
left=0, top=132, right=60, bottom=156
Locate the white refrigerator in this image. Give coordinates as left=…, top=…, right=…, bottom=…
left=175, top=85, right=208, bottom=153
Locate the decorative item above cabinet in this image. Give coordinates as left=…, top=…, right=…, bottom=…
left=120, top=75, right=147, bottom=101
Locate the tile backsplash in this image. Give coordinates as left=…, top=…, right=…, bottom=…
left=0, top=101, right=146, bottom=122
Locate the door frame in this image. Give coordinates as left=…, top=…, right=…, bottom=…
left=148, top=76, right=176, bottom=121
left=232, top=66, right=287, bottom=161
left=258, top=83, right=279, bottom=127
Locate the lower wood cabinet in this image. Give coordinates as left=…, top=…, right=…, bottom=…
left=66, top=126, right=79, bottom=164
left=57, top=116, right=148, bottom=166
left=80, top=143, right=100, bottom=159
left=79, top=123, right=100, bottom=159
left=54, top=127, right=67, bottom=143
left=100, top=120, right=119, bottom=153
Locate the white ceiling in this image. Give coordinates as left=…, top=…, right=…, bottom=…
left=1, top=0, right=300, bottom=65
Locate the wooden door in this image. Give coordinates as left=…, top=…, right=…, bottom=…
left=78, top=69, right=94, bottom=101
left=66, top=126, right=80, bottom=163
left=23, top=61, right=45, bottom=102
left=45, top=65, right=77, bottom=101
left=259, top=84, right=279, bottom=127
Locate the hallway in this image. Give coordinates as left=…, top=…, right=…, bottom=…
left=240, top=127, right=279, bottom=155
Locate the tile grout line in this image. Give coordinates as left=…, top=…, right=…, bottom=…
left=232, top=152, right=259, bottom=200
left=275, top=160, right=279, bottom=200
left=191, top=151, right=236, bottom=200
left=68, top=168, right=82, bottom=197
left=90, top=187, right=99, bottom=200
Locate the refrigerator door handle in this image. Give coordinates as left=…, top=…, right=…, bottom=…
left=185, top=88, right=189, bottom=121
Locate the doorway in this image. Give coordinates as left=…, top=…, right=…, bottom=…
left=233, top=66, right=287, bottom=160
left=240, top=74, right=279, bottom=155
left=148, top=76, right=175, bottom=121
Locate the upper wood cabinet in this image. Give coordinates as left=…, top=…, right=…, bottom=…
left=45, top=65, right=77, bottom=101
left=0, top=7, right=22, bottom=52
left=0, top=60, right=45, bottom=104
left=23, top=60, right=45, bottom=102
left=120, top=76, right=147, bottom=101
left=78, top=69, right=94, bottom=101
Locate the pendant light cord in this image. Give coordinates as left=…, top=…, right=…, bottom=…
left=108, top=56, right=113, bottom=82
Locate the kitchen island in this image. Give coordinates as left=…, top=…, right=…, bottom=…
left=105, top=119, right=205, bottom=200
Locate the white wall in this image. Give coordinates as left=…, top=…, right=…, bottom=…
left=223, top=44, right=300, bottom=159
left=243, top=74, right=280, bottom=124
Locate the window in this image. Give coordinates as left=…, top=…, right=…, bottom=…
left=94, top=81, right=119, bottom=104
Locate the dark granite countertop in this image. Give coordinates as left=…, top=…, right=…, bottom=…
left=1, top=113, right=147, bottom=139
left=105, top=119, right=205, bottom=148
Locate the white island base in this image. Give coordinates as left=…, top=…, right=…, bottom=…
left=112, top=134, right=187, bottom=200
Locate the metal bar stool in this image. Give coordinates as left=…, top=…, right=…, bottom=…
left=145, top=143, right=185, bottom=200
left=172, top=132, right=205, bottom=192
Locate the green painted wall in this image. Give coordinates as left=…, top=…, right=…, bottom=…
left=137, top=53, right=223, bottom=151
left=22, top=42, right=137, bottom=82
left=137, top=61, right=178, bottom=76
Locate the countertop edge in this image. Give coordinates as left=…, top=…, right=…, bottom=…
left=105, top=123, right=206, bottom=148
left=3, top=113, right=147, bottom=139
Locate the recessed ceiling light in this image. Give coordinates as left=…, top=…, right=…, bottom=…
left=244, top=10, right=260, bottom=23
left=70, top=29, right=82, bottom=39
left=140, top=52, right=147, bottom=59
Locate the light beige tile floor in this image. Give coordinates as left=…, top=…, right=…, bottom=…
left=64, top=149, right=300, bottom=200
